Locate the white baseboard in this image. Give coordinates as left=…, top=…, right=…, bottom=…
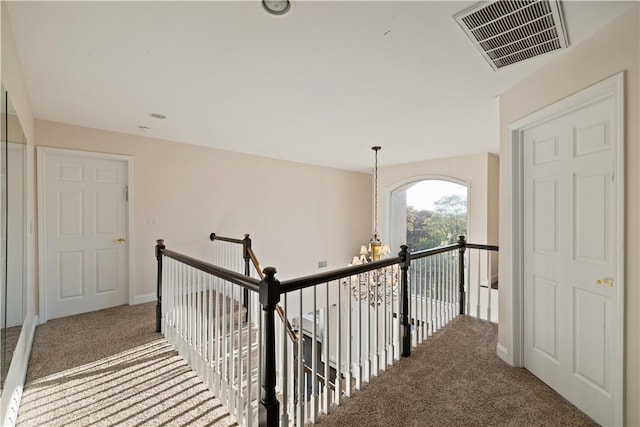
left=1, top=314, right=38, bottom=427
left=133, top=293, right=156, bottom=305
left=496, top=342, right=510, bottom=365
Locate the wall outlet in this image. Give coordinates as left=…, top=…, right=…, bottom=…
left=318, top=261, right=327, bottom=268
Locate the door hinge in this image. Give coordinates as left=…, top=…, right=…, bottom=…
left=125, top=185, right=129, bottom=201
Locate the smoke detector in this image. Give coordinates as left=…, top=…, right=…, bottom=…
left=454, top=0, right=569, bottom=70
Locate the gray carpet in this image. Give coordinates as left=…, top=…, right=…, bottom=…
left=16, top=303, right=236, bottom=427
left=316, top=315, right=597, bottom=427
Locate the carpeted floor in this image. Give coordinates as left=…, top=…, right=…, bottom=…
left=2, top=324, right=22, bottom=383
left=16, top=303, right=236, bottom=427
left=316, top=315, right=597, bottom=427
left=16, top=304, right=596, bottom=427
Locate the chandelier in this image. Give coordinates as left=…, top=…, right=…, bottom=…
left=345, top=146, right=397, bottom=304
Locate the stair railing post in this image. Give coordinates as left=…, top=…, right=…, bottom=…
left=155, top=239, right=165, bottom=333
left=259, top=267, right=281, bottom=427
left=242, top=234, right=251, bottom=321
left=458, top=235, right=467, bottom=315
left=399, top=245, right=412, bottom=357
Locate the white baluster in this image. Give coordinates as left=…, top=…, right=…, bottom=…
left=336, top=277, right=342, bottom=405
left=311, top=285, right=318, bottom=423
left=465, top=249, right=471, bottom=316
left=346, top=276, right=352, bottom=398
left=487, top=251, right=492, bottom=321
left=476, top=249, right=482, bottom=318
left=324, top=283, right=330, bottom=415
left=297, top=289, right=304, bottom=427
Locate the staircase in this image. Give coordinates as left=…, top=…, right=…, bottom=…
left=156, top=234, right=499, bottom=426
left=162, top=285, right=262, bottom=426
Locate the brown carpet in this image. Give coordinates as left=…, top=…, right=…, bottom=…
left=316, top=315, right=597, bottom=427
left=15, top=304, right=596, bottom=427
left=2, top=324, right=22, bottom=382
left=16, top=303, right=236, bottom=427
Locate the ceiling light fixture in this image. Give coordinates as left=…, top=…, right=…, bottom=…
left=262, top=0, right=291, bottom=16
left=348, top=146, right=390, bottom=264
left=344, top=145, right=396, bottom=306
left=369, top=146, right=384, bottom=261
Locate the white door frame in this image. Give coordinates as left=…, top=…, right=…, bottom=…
left=37, top=147, right=135, bottom=323
left=502, top=72, right=624, bottom=425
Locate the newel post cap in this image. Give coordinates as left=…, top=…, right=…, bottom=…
left=260, top=267, right=281, bottom=307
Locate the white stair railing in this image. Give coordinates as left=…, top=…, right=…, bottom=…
left=465, top=243, right=499, bottom=323
left=158, top=244, right=262, bottom=426
left=157, top=235, right=498, bottom=427
left=278, top=263, right=401, bottom=425
left=409, top=249, right=460, bottom=346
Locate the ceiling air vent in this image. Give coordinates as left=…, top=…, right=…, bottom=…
left=454, top=0, right=569, bottom=70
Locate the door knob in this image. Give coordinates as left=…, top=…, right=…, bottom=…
left=595, top=278, right=614, bottom=287
left=114, top=237, right=126, bottom=244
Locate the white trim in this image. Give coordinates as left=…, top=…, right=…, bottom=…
left=133, top=293, right=156, bottom=305
left=496, top=342, right=509, bottom=364
left=503, top=130, right=524, bottom=367
left=37, top=147, right=134, bottom=323
left=504, top=72, right=624, bottom=425
left=126, top=157, right=135, bottom=306
left=0, top=313, right=38, bottom=427
left=386, top=174, right=469, bottom=193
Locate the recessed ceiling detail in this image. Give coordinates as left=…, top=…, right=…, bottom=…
left=454, top=0, right=569, bottom=70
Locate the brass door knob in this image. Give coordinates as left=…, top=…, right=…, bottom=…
left=114, top=237, right=126, bottom=244
left=595, top=278, right=614, bottom=287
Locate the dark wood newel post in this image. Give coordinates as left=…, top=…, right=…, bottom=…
left=259, top=267, right=280, bottom=427
left=155, top=239, right=166, bottom=333
left=458, top=235, right=466, bottom=315
left=399, top=245, right=411, bottom=357
left=242, top=234, right=251, bottom=321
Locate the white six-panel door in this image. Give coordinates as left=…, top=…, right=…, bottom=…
left=39, top=149, right=129, bottom=321
left=523, top=93, right=619, bottom=426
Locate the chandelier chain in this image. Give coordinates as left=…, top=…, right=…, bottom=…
left=373, top=146, right=379, bottom=236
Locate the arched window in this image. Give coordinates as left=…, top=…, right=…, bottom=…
left=388, top=178, right=468, bottom=252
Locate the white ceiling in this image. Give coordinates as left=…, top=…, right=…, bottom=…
left=6, top=1, right=636, bottom=171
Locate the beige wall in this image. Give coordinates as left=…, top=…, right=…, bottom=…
left=36, top=120, right=373, bottom=295
left=379, top=152, right=499, bottom=249
left=487, top=153, right=500, bottom=280
left=499, top=6, right=639, bottom=425
left=487, top=153, right=499, bottom=246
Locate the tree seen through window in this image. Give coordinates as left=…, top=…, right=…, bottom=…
left=406, top=182, right=467, bottom=251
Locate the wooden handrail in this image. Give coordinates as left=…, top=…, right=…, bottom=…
left=247, top=247, right=299, bottom=344
left=466, top=243, right=499, bottom=251
left=160, top=247, right=261, bottom=292
left=408, top=242, right=461, bottom=260
left=209, top=232, right=245, bottom=245
left=302, top=364, right=344, bottom=394
left=280, top=256, right=403, bottom=294
left=247, top=248, right=264, bottom=280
